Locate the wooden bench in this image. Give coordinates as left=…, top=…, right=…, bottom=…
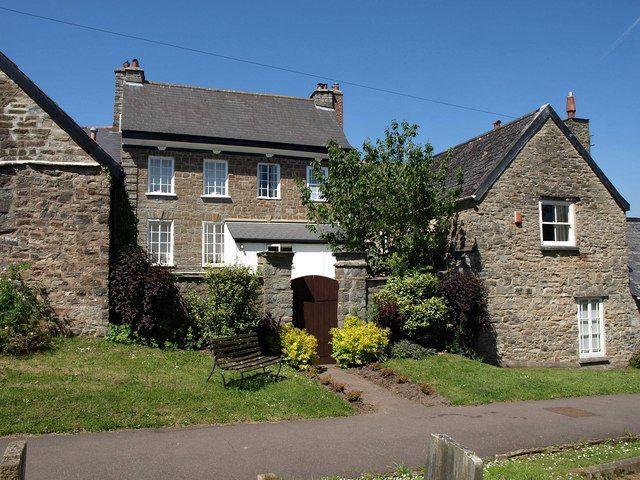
left=207, top=331, right=282, bottom=387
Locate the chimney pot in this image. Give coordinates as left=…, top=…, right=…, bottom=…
left=89, top=127, right=98, bottom=141
left=566, top=91, right=576, bottom=119
left=123, top=60, right=130, bottom=68
left=493, top=120, right=502, bottom=129
left=131, top=58, right=140, bottom=68
left=332, top=82, right=340, bottom=91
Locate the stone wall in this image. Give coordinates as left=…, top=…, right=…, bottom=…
left=0, top=70, right=111, bottom=334
left=457, top=118, right=640, bottom=366
left=334, top=252, right=367, bottom=324
left=0, top=166, right=111, bottom=334
left=258, top=251, right=294, bottom=323
left=123, top=147, right=326, bottom=271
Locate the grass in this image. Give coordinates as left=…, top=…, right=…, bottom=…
left=323, top=439, right=640, bottom=480
left=485, top=439, right=640, bottom=479
left=383, top=353, right=640, bottom=405
left=0, top=336, right=353, bottom=436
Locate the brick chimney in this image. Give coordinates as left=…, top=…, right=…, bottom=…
left=113, top=59, right=145, bottom=129
left=563, top=92, right=590, bottom=153
left=310, top=82, right=344, bottom=128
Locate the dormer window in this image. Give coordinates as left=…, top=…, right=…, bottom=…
left=539, top=200, right=575, bottom=247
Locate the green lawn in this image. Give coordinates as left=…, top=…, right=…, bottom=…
left=384, top=353, right=640, bottom=405
left=0, top=337, right=353, bottom=436
left=322, top=439, right=640, bottom=480
left=485, top=439, right=640, bottom=480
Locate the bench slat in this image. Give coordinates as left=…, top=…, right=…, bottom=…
left=210, top=332, right=259, bottom=348
left=224, top=357, right=280, bottom=372
left=217, top=350, right=263, bottom=365
left=214, top=342, right=261, bottom=357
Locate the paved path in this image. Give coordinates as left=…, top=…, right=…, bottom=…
left=2, top=393, right=640, bottom=480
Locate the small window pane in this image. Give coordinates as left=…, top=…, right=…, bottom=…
left=542, top=204, right=555, bottom=222
left=556, top=205, right=569, bottom=223
left=555, top=225, right=570, bottom=242
left=542, top=224, right=555, bottom=241
left=258, top=164, right=279, bottom=198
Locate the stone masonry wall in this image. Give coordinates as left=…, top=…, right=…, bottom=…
left=124, top=147, right=324, bottom=272
left=457, top=118, right=640, bottom=366
left=334, top=252, right=367, bottom=324
left=0, top=70, right=111, bottom=334
left=257, top=251, right=294, bottom=323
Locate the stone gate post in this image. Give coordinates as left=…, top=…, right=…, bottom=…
left=257, top=251, right=294, bottom=323
left=334, top=252, right=367, bottom=324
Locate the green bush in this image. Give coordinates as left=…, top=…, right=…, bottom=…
left=187, top=266, right=261, bottom=344
left=390, top=339, right=435, bottom=360
left=280, top=324, right=318, bottom=369
left=373, top=273, right=448, bottom=344
left=630, top=350, right=640, bottom=369
left=0, top=264, right=58, bottom=355
left=330, top=316, right=389, bottom=367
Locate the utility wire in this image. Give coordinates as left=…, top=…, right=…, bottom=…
left=0, top=5, right=517, bottom=119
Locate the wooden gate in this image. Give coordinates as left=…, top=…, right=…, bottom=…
left=291, top=275, right=339, bottom=364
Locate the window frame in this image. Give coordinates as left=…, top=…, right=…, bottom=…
left=202, top=159, right=229, bottom=197
left=202, top=221, right=225, bottom=267
left=147, top=219, right=174, bottom=266
left=256, top=162, right=281, bottom=199
left=577, top=298, right=606, bottom=359
left=538, top=200, right=576, bottom=247
left=307, top=165, right=329, bottom=202
left=147, top=155, right=175, bottom=195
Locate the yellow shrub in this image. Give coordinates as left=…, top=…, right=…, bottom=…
left=330, top=316, right=389, bottom=368
left=280, top=324, right=318, bottom=369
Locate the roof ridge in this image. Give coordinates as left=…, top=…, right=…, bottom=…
left=435, top=107, right=540, bottom=157
left=142, top=80, right=314, bottom=102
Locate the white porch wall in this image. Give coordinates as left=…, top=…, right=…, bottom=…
left=228, top=236, right=335, bottom=279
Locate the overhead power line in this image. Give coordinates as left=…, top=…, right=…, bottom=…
left=0, top=6, right=517, bottom=119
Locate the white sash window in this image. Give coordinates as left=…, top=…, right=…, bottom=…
left=577, top=299, right=605, bottom=358
left=203, top=222, right=225, bottom=266
left=148, top=220, right=174, bottom=266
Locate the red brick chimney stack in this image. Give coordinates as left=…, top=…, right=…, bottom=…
left=566, top=91, right=576, bottom=119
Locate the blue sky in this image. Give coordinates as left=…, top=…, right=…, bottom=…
left=1, top=1, right=639, bottom=215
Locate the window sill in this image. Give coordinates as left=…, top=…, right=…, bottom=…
left=146, top=192, right=177, bottom=199
left=202, top=264, right=225, bottom=268
left=201, top=194, right=230, bottom=199
left=579, top=356, right=609, bottom=366
left=257, top=196, right=281, bottom=200
left=540, top=245, right=579, bottom=252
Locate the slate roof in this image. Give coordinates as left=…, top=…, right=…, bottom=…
left=436, top=110, right=538, bottom=197
left=0, top=51, right=123, bottom=180
left=628, top=218, right=640, bottom=298
left=226, top=222, right=332, bottom=244
left=83, top=127, right=122, bottom=164
left=121, top=81, right=351, bottom=150
left=436, top=104, right=629, bottom=211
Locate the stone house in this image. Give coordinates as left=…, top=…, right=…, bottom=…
left=0, top=51, right=123, bottom=334
left=95, top=60, right=349, bottom=280
left=442, top=96, right=640, bottom=366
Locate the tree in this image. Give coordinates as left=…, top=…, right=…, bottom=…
left=299, top=121, right=461, bottom=276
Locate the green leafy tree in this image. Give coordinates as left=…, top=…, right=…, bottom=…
left=299, top=121, right=461, bottom=275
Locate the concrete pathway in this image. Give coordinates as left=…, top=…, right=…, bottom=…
left=2, top=393, right=640, bottom=480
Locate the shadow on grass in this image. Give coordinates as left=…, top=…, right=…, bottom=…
left=223, top=370, right=287, bottom=391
